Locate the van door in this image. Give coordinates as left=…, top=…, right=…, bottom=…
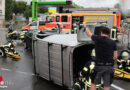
left=29, top=21, right=38, bottom=30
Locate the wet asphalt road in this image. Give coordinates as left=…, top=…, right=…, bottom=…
left=0, top=29, right=66, bottom=90
left=0, top=44, right=66, bottom=90
left=0, top=29, right=130, bottom=90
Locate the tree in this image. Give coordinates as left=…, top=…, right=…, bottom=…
left=24, top=5, right=32, bottom=20
left=13, top=1, right=27, bottom=14
left=12, top=1, right=32, bottom=20
left=39, top=7, right=48, bottom=14
left=6, top=0, right=49, bottom=20
left=114, top=3, right=120, bottom=9
left=5, top=0, right=15, bottom=20
left=114, top=3, right=125, bottom=20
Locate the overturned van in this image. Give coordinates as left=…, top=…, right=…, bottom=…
left=32, top=25, right=107, bottom=89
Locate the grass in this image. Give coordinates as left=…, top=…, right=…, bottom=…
left=13, top=25, right=23, bottom=29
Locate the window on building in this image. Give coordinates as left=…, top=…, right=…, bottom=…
left=61, top=16, right=67, bottom=22
left=56, top=16, right=60, bottom=22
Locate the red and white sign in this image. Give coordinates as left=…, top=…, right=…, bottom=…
left=0, top=76, right=7, bottom=88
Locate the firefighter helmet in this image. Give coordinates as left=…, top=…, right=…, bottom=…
left=121, top=51, right=129, bottom=60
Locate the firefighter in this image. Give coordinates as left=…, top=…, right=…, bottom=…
left=0, top=41, right=21, bottom=59
left=73, top=81, right=85, bottom=90
left=80, top=49, right=102, bottom=90
left=117, top=51, right=130, bottom=73
left=73, top=49, right=102, bottom=90
left=72, top=20, right=78, bottom=34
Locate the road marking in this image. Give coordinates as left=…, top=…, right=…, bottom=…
left=111, top=84, right=125, bottom=90
left=0, top=68, right=35, bottom=76
left=0, top=86, right=8, bottom=88
left=16, top=71, right=35, bottom=76
left=1, top=68, right=12, bottom=71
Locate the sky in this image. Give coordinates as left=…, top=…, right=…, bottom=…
left=119, top=0, right=130, bottom=15
left=16, top=0, right=120, bottom=8
left=74, top=0, right=119, bottom=8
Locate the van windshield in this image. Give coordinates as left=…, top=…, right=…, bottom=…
left=30, top=22, right=37, bottom=26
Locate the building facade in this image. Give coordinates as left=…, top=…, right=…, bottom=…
left=0, top=0, right=5, bottom=28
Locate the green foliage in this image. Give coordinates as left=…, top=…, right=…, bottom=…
left=13, top=1, right=27, bottom=14
left=13, top=1, right=32, bottom=20
left=24, top=5, right=32, bottom=20
left=114, top=3, right=120, bottom=9
left=39, top=7, right=48, bottom=13
left=114, top=3, right=125, bottom=20
left=5, top=0, right=48, bottom=20
left=5, top=0, right=15, bottom=20
left=121, top=11, right=125, bottom=20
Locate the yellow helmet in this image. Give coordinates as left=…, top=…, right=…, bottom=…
left=121, top=51, right=129, bottom=60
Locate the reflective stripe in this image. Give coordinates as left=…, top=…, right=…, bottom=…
left=62, top=29, right=71, bottom=31
left=82, top=78, right=86, bottom=82
left=74, top=82, right=81, bottom=88
left=83, top=67, right=88, bottom=71
left=117, top=59, right=122, bottom=63
left=46, top=28, right=71, bottom=31
left=80, top=72, right=82, bottom=77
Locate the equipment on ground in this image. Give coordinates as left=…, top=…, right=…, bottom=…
left=0, top=41, right=21, bottom=59
left=117, top=50, right=130, bottom=72
left=114, top=68, right=130, bottom=80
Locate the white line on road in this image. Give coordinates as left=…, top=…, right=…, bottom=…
left=16, top=71, right=35, bottom=76
left=111, top=84, right=125, bottom=90
left=0, top=68, right=35, bottom=76
left=1, top=68, right=12, bottom=71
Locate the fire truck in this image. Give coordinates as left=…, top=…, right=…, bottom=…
left=30, top=0, right=121, bottom=34
left=37, top=10, right=121, bottom=34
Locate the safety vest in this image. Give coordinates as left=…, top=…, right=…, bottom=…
left=110, top=29, right=117, bottom=40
